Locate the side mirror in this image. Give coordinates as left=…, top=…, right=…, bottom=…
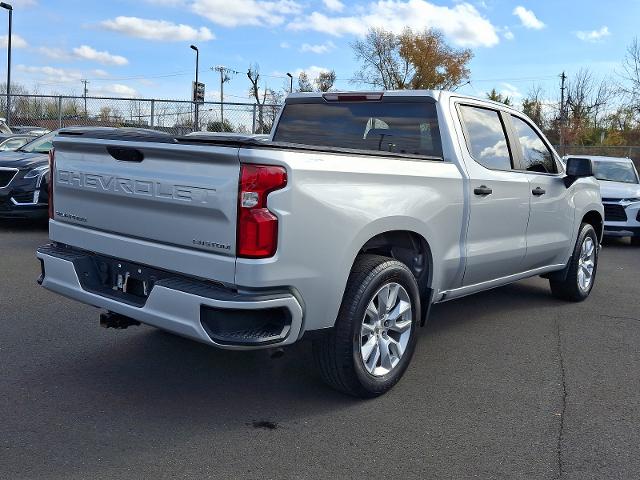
left=564, top=157, right=593, bottom=187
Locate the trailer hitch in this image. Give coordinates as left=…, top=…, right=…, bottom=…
left=100, top=311, right=141, bottom=329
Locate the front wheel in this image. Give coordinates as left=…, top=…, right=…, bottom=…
left=312, top=254, right=421, bottom=398
left=549, top=223, right=598, bottom=301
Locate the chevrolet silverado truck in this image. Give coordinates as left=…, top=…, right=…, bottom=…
left=37, top=91, right=604, bottom=397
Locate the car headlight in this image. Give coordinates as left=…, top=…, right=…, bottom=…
left=23, top=164, right=49, bottom=179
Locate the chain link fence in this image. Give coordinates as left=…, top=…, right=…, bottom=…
left=0, top=94, right=282, bottom=135
left=3, top=93, right=640, bottom=170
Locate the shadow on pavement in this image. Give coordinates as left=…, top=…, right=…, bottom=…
left=0, top=218, right=48, bottom=232
left=27, top=279, right=560, bottom=420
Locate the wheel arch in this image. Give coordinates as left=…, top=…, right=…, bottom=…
left=582, top=210, right=604, bottom=242
left=355, top=229, right=434, bottom=325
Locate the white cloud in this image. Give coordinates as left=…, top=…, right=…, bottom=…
left=480, top=138, right=508, bottom=160
left=101, top=16, right=214, bottom=41
left=0, top=34, right=28, bottom=49
left=294, top=65, right=331, bottom=79
left=300, top=40, right=335, bottom=54
left=73, top=45, right=128, bottom=66
left=503, top=27, right=514, bottom=40
left=323, top=0, right=344, bottom=12
left=91, top=69, right=109, bottom=77
left=17, top=65, right=83, bottom=84
left=37, top=46, right=72, bottom=60
left=190, top=0, right=302, bottom=27
left=500, top=82, right=522, bottom=99
left=280, top=41, right=291, bottom=48
left=288, top=1, right=500, bottom=48
left=576, top=26, right=610, bottom=42
left=99, top=83, right=138, bottom=97
left=512, top=6, right=545, bottom=30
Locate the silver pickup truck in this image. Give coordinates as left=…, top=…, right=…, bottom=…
left=37, top=91, right=603, bottom=397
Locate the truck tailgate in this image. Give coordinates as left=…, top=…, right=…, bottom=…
left=52, top=136, right=240, bottom=259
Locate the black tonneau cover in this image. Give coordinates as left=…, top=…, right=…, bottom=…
left=56, top=127, right=443, bottom=162
left=57, top=127, right=266, bottom=147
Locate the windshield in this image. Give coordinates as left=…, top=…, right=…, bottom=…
left=0, top=137, right=29, bottom=151
left=593, top=160, right=639, bottom=184
left=19, top=132, right=55, bottom=154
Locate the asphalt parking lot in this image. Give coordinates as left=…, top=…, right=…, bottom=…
left=2, top=221, right=640, bottom=480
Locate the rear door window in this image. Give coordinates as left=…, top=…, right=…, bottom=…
left=273, top=100, right=443, bottom=159
left=459, top=105, right=512, bottom=171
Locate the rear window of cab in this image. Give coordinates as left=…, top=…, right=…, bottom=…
left=273, top=100, right=443, bottom=159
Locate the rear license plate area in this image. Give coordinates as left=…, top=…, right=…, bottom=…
left=76, top=255, right=172, bottom=306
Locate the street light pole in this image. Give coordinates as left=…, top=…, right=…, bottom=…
left=286, top=72, right=293, bottom=93
left=190, top=44, right=199, bottom=131
left=1, top=3, right=12, bottom=127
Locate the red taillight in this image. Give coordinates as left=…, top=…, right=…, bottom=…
left=237, top=164, right=287, bottom=258
left=48, top=148, right=55, bottom=220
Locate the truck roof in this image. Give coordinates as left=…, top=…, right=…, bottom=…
left=565, top=155, right=634, bottom=163
left=284, top=89, right=524, bottom=113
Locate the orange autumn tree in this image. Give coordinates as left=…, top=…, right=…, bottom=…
left=352, top=27, right=473, bottom=91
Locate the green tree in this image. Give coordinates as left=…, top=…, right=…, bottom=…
left=486, top=88, right=512, bottom=106
left=207, top=119, right=234, bottom=132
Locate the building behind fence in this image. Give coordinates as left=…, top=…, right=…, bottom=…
left=0, top=93, right=281, bottom=136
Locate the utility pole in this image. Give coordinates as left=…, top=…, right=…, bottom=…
left=81, top=79, right=89, bottom=119
left=190, top=45, right=199, bottom=130
left=1, top=3, right=13, bottom=126
left=559, top=71, right=566, bottom=156
left=212, top=66, right=237, bottom=129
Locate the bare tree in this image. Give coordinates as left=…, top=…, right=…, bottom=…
left=352, top=28, right=410, bottom=89
left=562, top=69, right=613, bottom=144
left=247, top=64, right=281, bottom=133
left=521, top=85, right=546, bottom=129
left=247, top=64, right=266, bottom=132
left=619, top=37, right=640, bottom=110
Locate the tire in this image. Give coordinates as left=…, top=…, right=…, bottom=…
left=631, top=237, right=640, bottom=247
left=312, top=254, right=421, bottom=398
left=549, top=223, right=598, bottom=301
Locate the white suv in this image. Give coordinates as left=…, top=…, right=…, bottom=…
left=575, top=156, right=640, bottom=245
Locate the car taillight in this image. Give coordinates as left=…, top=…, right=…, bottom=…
left=237, top=164, right=287, bottom=258
left=48, top=148, right=55, bottom=220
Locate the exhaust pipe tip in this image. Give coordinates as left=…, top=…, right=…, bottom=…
left=100, top=311, right=141, bottom=329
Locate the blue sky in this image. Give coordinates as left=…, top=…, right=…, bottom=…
left=2, top=0, right=637, bottom=104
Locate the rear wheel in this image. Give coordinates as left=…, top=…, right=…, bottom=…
left=549, top=223, right=598, bottom=301
left=313, top=254, right=420, bottom=398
